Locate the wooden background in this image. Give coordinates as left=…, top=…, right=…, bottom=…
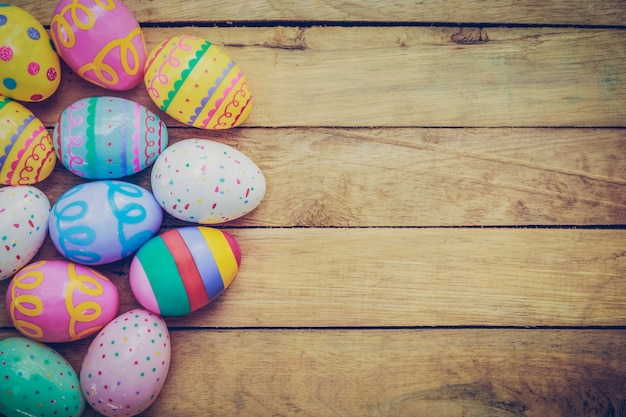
left=2, top=1, right=626, bottom=415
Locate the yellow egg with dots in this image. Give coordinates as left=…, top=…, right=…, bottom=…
left=0, top=4, right=61, bottom=102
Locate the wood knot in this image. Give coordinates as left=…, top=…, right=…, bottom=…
left=451, top=28, right=489, bottom=44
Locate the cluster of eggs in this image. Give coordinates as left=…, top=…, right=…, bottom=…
left=1, top=2, right=266, bottom=417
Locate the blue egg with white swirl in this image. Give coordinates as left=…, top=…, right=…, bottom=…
left=48, top=180, right=163, bottom=265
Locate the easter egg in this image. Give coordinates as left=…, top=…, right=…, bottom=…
left=151, top=139, right=266, bottom=224
left=0, top=185, right=50, bottom=281
left=6, top=259, right=119, bottom=343
left=0, top=95, right=56, bottom=185
left=130, top=226, right=241, bottom=317
left=53, top=96, right=169, bottom=179
left=0, top=337, right=85, bottom=417
left=50, top=0, right=146, bottom=90
left=48, top=180, right=163, bottom=265
left=81, top=309, right=171, bottom=417
left=144, top=35, right=252, bottom=129
left=0, top=5, right=61, bottom=102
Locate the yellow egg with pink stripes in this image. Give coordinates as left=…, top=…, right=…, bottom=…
left=144, top=35, right=252, bottom=129
left=0, top=95, right=56, bottom=185
left=129, top=226, right=241, bottom=317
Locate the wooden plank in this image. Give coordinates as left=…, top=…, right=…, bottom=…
left=2, top=228, right=625, bottom=328
left=27, top=128, right=626, bottom=227
left=23, top=26, right=626, bottom=128
left=1, top=328, right=624, bottom=416
left=14, top=0, right=626, bottom=26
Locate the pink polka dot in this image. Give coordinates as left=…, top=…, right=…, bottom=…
left=0, top=46, right=12, bottom=61
left=30, top=94, right=43, bottom=101
left=46, top=67, right=57, bottom=81
left=28, top=62, right=40, bottom=75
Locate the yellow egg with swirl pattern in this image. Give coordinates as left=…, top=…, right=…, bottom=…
left=144, top=35, right=252, bottom=129
left=0, top=95, right=56, bottom=185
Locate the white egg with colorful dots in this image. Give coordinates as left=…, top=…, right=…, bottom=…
left=80, top=308, right=171, bottom=417
left=151, top=138, right=266, bottom=224
left=0, top=185, right=50, bottom=280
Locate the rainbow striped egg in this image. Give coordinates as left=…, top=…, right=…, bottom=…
left=129, top=226, right=241, bottom=317
left=0, top=95, right=56, bottom=185
left=144, top=35, right=252, bottom=129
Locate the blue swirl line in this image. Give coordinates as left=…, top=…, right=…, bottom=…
left=53, top=195, right=101, bottom=264
left=107, top=182, right=150, bottom=259
left=188, top=60, right=235, bottom=126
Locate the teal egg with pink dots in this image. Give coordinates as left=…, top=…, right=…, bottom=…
left=53, top=96, right=168, bottom=179
left=0, top=336, right=85, bottom=417
left=80, top=308, right=171, bottom=417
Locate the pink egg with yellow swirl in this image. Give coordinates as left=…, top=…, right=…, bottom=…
left=50, top=0, right=146, bottom=90
left=6, top=259, right=120, bottom=343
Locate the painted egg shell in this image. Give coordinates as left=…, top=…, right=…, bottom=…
left=0, top=95, right=56, bottom=185
left=6, top=259, right=119, bottom=343
left=81, top=309, right=171, bottom=417
left=48, top=180, right=163, bottom=265
left=144, top=35, right=252, bottom=129
left=50, top=0, right=146, bottom=90
left=0, top=337, right=85, bottom=417
left=130, top=226, right=241, bottom=317
left=53, top=96, right=169, bottom=179
left=0, top=185, right=50, bottom=281
left=151, top=139, right=266, bottom=224
left=0, top=5, right=61, bottom=102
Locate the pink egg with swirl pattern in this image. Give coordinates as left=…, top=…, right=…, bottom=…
left=50, top=0, right=147, bottom=90
left=6, top=259, right=119, bottom=343
left=81, top=309, right=171, bottom=417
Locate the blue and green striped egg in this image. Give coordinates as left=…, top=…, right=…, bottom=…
left=52, top=96, right=168, bottom=179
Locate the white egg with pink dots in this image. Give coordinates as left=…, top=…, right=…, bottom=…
left=0, top=185, right=50, bottom=281
left=80, top=309, right=171, bottom=417
left=151, top=138, right=266, bottom=224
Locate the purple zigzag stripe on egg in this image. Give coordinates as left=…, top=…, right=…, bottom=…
left=5, top=123, right=46, bottom=183
left=1, top=114, right=35, bottom=168
left=14, top=126, right=54, bottom=184
left=200, top=71, right=243, bottom=129
left=188, top=60, right=235, bottom=126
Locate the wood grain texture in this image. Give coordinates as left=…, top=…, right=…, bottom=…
left=15, top=0, right=626, bottom=26
left=1, top=228, right=625, bottom=328
left=23, top=26, right=626, bottom=128
left=16, top=127, right=626, bottom=227
left=2, top=1, right=626, bottom=416
left=1, top=328, right=625, bottom=416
